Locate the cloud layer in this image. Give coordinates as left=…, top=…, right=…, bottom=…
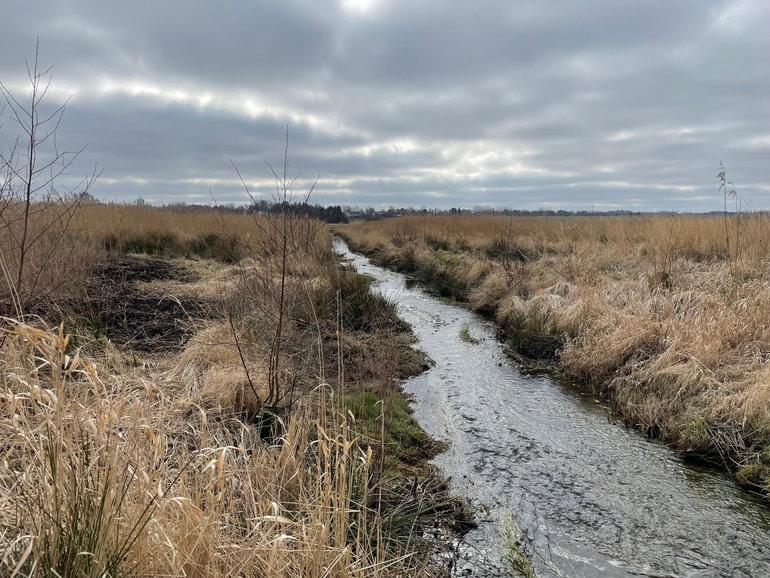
left=1, top=0, right=769, bottom=209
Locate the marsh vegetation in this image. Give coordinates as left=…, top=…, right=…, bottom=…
left=338, top=213, right=770, bottom=495
left=0, top=196, right=472, bottom=576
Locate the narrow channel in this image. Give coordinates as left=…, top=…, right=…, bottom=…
left=335, top=237, right=770, bottom=578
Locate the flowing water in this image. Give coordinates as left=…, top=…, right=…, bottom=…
left=335, top=238, right=770, bottom=578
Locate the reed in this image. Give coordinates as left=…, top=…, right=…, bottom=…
left=0, top=318, right=421, bottom=577
left=500, top=511, right=535, bottom=578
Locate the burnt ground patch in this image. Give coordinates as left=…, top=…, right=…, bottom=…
left=93, top=254, right=197, bottom=285
left=84, top=255, right=215, bottom=352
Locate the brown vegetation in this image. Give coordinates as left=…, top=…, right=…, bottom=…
left=0, top=203, right=462, bottom=576
left=337, top=213, right=770, bottom=494
left=0, top=43, right=98, bottom=314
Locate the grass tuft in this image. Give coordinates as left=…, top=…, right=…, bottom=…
left=103, top=231, right=243, bottom=262
left=458, top=322, right=479, bottom=344
left=500, top=510, right=535, bottom=578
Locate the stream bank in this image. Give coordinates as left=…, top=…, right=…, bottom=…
left=337, top=236, right=770, bottom=577
left=335, top=229, right=770, bottom=496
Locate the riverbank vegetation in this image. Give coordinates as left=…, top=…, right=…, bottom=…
left=0, top=201, right=465, bottom=576
left=337, top=213, right=770, bottom=495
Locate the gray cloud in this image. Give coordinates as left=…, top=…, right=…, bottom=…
left=1, top=0, right=769, bottom=209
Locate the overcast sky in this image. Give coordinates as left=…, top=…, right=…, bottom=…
left=1, top=0, right=768, bottom=210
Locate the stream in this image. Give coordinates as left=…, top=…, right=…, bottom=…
left=335, top=238, right=770, bottom=577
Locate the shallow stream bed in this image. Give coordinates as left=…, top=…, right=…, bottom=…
left=336, top=237, right=770, bottom=577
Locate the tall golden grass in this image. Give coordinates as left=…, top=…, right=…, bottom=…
left=0, top=202, right=319, bottom=312
left=341, top=212, right=770, bottom=262
left=75, top=204, right=261, bottom=243
left=0, top=319, right=417, bottom=576
left=0, top=200, right=98, bottom=313
left=338, top=213, right=770, bottom=493
left=0, top=203, right=256, bottom=312
left=0, top=204, right=439, bottom=576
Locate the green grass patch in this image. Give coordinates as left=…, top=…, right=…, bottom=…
left=343, top=391, right=443, bottom=466
left=679, top=415, right=712, bottom=451
left=434, top=249, right=463, bottom=269
left=737, top=463, right=770, bottom=490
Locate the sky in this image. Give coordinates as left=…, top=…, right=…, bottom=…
left=0, top=0, right=769, bottom=211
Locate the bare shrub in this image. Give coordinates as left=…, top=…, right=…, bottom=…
left=0, top=42, right=98, bottom=315
left=224, top=136, right=327, bottom=418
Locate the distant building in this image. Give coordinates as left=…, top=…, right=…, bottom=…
left=136, top=197, right=146, bottom=206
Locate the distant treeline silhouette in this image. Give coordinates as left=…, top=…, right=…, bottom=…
left=93, top=198, right=743, bottom=222
left=93, top=199, right=350, bottom=223
left=247, top=200, right=348, bottom=223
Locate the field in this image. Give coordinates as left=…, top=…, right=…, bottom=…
left=337, top=213, right=770, bottom=493
left=7, top=203, right=770, bottom=575
left=0, top=204, right=464, bottom=577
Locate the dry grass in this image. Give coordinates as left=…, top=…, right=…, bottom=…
left=0, top=203, right=265, bottom=314
left=0, top=201, right=99, bottom=312
left=500, top=511, right=535, bottom=578
left=338, top=213, right=770, bottom=493
left=76, top=204, right=260, bottom=244
left=0, top=319, right=417, bottom=577
left=0, top=204, right=447, bottom=576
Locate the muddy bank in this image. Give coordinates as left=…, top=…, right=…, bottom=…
left=6, top=254, right=212, bottom=353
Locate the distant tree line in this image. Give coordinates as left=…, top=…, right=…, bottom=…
left=246, top=200, right=348, bottom=223
left=91, top=197, right=721, bottom=222
left=90, top=198, right=349, bottom=223
left=343, top=206, right=681, bottom=220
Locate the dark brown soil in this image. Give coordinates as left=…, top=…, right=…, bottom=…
left=85, top=255, right=214, bottom=352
